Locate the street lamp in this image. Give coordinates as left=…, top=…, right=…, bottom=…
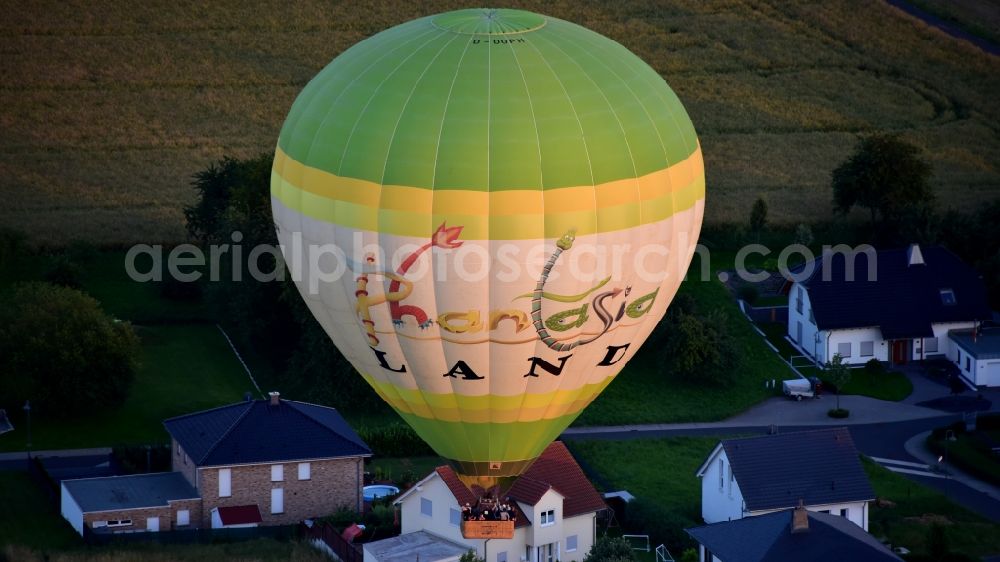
left=23, top=400, right=32, bottom=460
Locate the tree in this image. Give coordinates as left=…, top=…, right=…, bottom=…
left=0, top=282, right=139, bottom=418
left=584, top=536, right=637, bottom=562
left=832, top=134, right=934, bottom=234
left=749, top=197, right=768, bottom=242
left=825, top=353, right=851, bottom=412
left=460, top=551, right=485, bottom=562
left=660, top=309, right=741, bottom=386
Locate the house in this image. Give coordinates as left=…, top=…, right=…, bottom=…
left=786, top=244, right=991, bottom=366
left=164, top=391, right=371, bottom=528
left=61, top=472, right=200, bottom=535
left=686, top=505, right=902, bottom=562
left=695, top=428, right=874, bottom=530
left=378, top=441, right=606, bottom=562
left=362, top=530, right=472, bottom=562
left=60, top=392, right=371, bottom=536
left=949, top=327, right=1000, bottom=387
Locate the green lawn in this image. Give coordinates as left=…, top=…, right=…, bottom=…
left=927, top=431, right=1000, bottom=487
left=0, top=471, right=80, bottom=550
left=570, top=436, right=1000, bottom=560
left=0, top=323, right=255, bottom=452
left=864, top=459, right=1000, bottom=558
left=4, top=537, right=325, bottom=561
left=576, top=276, right=785, bottom=426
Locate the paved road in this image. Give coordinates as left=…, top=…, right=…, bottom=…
left=564, top=411, right=1000, bottom=523
left=887, top=0, right=1000, bottom=56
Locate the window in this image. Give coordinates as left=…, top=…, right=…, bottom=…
left=728, top=465, right=734, bottom=498
left=796, top=321, right=803, bottom=343
left=796, top=287, right=804, bottom=314
left=840, top=508, right=849, bottom=518
left=925, top=337, right=939, bottom=353
left=497, top=552, right=508, bottom=562
left=966, top=357, right=971, bottom=371
left=420, top=498, right=432, bottom=517
left=183, top=452, right=188, bottom=466
left=107, top=519, right=132, bottom=528
left=940, top=288, right=956, bottom=305
left=177, top=509, right=190, bottom=526
left=218, top=468, right=231, bottom=497
left=540, top=509, right=555, bottom=526
left=718, top=459, right=725, bottom=490
left=271, top=488, right=284, bottom=514
left=860, top=341, right=874, bottom=357
left=175, top=442, right=180, bottom=457
left=838, top=342, right=851, bottom=358
left=271, top=464, right=284, bottom=482
left=298, top=462, right=311, bottom=480
left=92, top=521, right=108, bottom=528
left=566, top=535, right=578, bottom=552
left=450, top=507, right=461, bottom=527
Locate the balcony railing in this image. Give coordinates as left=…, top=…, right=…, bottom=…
left=461, top=520, right=515, bottom=539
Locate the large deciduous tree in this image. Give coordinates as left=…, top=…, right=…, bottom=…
left=0, top=282, right=139, bottom=417
left=832, top=134, right=934, bottom=234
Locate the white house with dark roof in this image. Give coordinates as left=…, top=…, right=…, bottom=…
left=695, top=428, right=874, bottom=530
left=687, top=505, right=902, bottom=562
left=786, top=245, right=991, bottom=366
left=376, top=441, right=606, bottom=562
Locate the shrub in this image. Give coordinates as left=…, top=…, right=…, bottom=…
left=583, top=536, right=636, bottom=562
left=864, top=358, right=886, bottom=376
left=794, top=223, right=814, bottom=246
left=0, top=282, right=139, bottom=417
left=828, top=408, right=850, bottom=418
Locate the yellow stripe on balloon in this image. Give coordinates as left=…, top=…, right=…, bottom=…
left=271, top=162, right=704, bottom=241
left=359, top=371, right=615, bottom=423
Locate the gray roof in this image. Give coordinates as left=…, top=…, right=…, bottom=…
left=363, top=530, right=471, bottom=562
left=706, top=428, right=874, bottom=512
left=687, top=509, right=902, bottom=562
left=163, top=397, right=371, bottom=467
left=62, top=472, right=198, bottom=513
left=950, top=328, right=1000, bottom=360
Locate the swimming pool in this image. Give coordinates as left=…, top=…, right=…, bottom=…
left=363, top=484, right=400, bottom=502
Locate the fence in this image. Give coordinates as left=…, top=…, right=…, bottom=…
left=83, top=524, right=297, bottom=546
left=300, top=521, right=363, bottom=562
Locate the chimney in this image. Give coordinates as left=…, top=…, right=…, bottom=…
left=907, top=243, right=924, bottom=267
left=268, top=391, right=280, bottom=406
left=791, top=501, right=809, bottom=534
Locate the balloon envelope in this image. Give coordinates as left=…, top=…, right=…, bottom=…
left=272, top=8, right=704, bottom=477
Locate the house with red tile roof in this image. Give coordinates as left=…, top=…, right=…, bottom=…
left=382, top=441, right=606, bottom=562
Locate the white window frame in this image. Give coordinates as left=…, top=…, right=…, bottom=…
left=449, top=507, right=461, bottom=527
left=218, top=468, right=231, bottom=498
left=420, top=497, right=433, bottom=518
left=298, top=462, right=311, bottom=480
left=860, top=341, right=874, bottom=357
left=177, top=509, right=190, bottom=526
left=728, top=465, right=734, bottom=498
left=566, top=535, right=578, bottom=552
left=107, top=519, right=132, bottom=528
left=940, top=288, right=956, bottom=305
left=271, top=487, right=284, bottom=514
left=540, top=509, right=555, bottom=526
left=271, top=464, right=284, bottom=482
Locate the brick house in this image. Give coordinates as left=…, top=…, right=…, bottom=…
left=61, top=392, right=371, bottom=535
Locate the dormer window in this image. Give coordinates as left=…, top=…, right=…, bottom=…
left=540, top=509, right=555, bottom=526
left=940, top=288, right=956, bottom=305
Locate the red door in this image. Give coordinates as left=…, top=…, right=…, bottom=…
left=891, top=340, right=907, bottom=364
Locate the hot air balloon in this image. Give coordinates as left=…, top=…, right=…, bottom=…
left=272, top=8, right=704, bottom=482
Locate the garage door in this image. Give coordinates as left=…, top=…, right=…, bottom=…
left=986, top=361, right=1000, bottom=387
